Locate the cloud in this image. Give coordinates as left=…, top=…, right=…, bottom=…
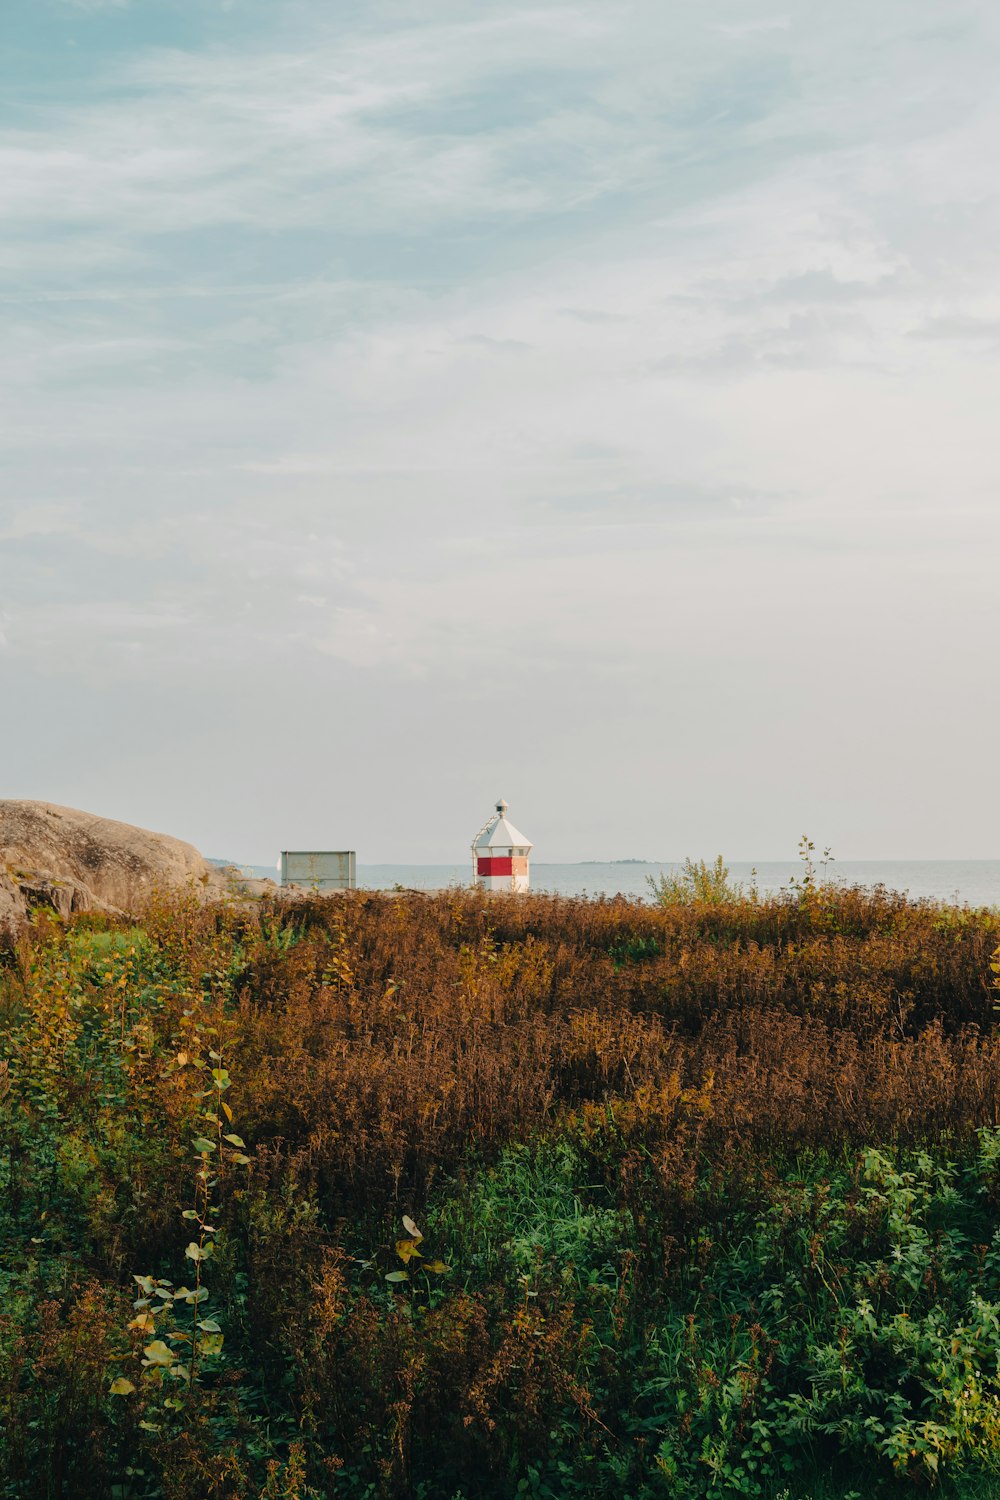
left=0, top=9, right=645, bottom=262
left=713, top=17, right=791, bottom=40
left=908, top=312, right=1000, bottom=343
left=759, top=269, right=900, bottom=303
left=4, top=0, right=1000, bottom=857
left=58, top=0, right=131, bottom=10
left=457, top=334, right=533, bottom=352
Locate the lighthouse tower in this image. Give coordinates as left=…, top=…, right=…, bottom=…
left=472, top=800, right=533, bottom=892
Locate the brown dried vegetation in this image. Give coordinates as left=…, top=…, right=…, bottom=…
left=2, top=882, right=1000, bottom=1497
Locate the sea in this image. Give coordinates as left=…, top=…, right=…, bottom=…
left=224, top=861, right=1000, bottom=907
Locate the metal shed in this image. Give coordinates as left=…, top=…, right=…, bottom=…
left=279, top=851, right=356, bottom=890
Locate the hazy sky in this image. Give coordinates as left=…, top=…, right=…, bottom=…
left=2, top=0, right=999, bottom=863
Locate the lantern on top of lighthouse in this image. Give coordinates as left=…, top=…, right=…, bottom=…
left=472, top=799, right=533, bottom=892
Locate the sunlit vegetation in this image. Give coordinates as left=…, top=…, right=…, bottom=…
left=4, top=882, right=1000, bottom=1496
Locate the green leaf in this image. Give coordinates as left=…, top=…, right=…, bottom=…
left=232, top=1153, right=252, bottom=1165
left=109, top=1377, right=136, bottom=1396
left=197, top=1318, right=222, bottom=1333
left=223, top=1133, right=245, bottom=1148
left=191, top=1137, right=216, bottom=1154
left=181, top=1209, right=199, bottom=1220
left=385, top=1271, right=409, bottom=1283
left=185, top=1242, right=211, bottom=1262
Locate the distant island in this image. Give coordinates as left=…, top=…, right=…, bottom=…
left=577, top=858, right=653, bottom=865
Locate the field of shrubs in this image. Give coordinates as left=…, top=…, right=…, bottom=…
left=4, top=873, right=1000, bottom=1498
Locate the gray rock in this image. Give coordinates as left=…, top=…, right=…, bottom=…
left=0, top=800, right=272, bottom=931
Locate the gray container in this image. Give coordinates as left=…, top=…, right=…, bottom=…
left=279, top=851, right=356, bottom=890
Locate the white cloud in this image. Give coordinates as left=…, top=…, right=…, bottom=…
left=4, top=0, right=1000, bottom=856
left=714, top=18, right=791, bottom=39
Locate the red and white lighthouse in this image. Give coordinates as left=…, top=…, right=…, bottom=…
left=472, top=799, right=532, bottom=892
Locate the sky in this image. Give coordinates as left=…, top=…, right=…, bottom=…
left=2, top=0, right=999, bottom=863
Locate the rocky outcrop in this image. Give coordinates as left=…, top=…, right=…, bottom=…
left=0, top=800, right=266, bottom=931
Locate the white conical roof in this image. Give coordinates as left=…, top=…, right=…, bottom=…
left=474, top=799, right=532, bottom=852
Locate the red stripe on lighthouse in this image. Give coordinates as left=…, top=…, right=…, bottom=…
left=477, top=857, right=513, bottom=876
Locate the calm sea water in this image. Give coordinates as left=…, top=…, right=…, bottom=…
left=349, top=861, right=1000, bottom=906
left=224, top=860, right=1000, bottom=906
